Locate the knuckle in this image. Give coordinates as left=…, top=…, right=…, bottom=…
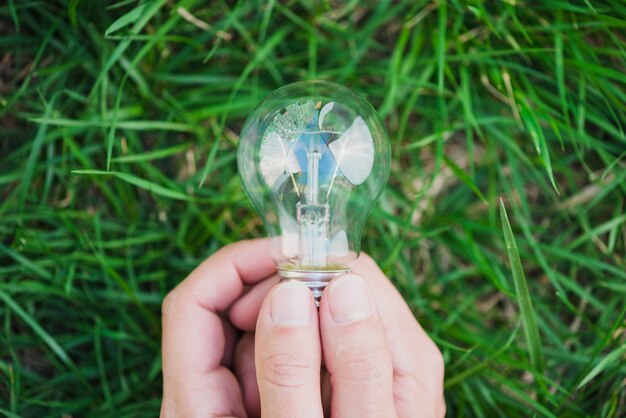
left=161, top=289, right=178, bottom=317
left=261, top=351, right=317, bottom=388
left=439, top=399, right=447, bottom=418
left=336, top=344, right=392, bottom=381
left=393, top=337, right=446, bottom=415
left=428, top=340, right=445, bottom=378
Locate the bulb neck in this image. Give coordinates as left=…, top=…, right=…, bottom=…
left=277, top=267, right=349, bottom=307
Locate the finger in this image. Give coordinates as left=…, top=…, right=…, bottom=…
left=321, top=368, right=331, bottom=417
left=235, top=333, right=261, bottom=418
left=176, top=238, right=275, bottom=313
left=255, top=281, right=323, bottom=418
left=319, top=274, right=397, bottom=418
left=229, top=274, right=280, bottom=331
left=352, top=255, right=446, bottom=418
left=162, top=239, right=274, bottom=417
left=221, top=316, right=240, bottom=369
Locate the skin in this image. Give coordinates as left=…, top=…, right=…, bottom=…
left=161, top=239, right=445, bottom=418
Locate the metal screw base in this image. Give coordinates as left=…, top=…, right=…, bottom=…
left=277, top=268, right=349, bottom=308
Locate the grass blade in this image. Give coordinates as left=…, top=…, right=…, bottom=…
left=72, top=170, right=195, bottom=201
left=0, top=290, right=75, bottom=369
left=105, top=2, right=148, bottom=37
left=577, top=345, right=626, bottom=389
left=517, top=97, right=559, bottom=193
left=111, top=143, right=190, bottom=163
left=499, top=199, right=544, bottom=374
left=443, top=155, right=487, bottom=203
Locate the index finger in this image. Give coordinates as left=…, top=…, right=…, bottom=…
left=163, top=238, right=275, bottom=370
left=174, top=238, right=276, bottom=312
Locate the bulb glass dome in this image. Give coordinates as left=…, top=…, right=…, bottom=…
left=238, top=81, right=390, bottom=288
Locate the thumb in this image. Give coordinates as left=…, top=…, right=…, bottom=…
left=255, top=281, right=323, bottom=418
left=319, top=274, right=397, bottom=418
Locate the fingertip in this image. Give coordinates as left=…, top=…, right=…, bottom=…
left=319, top=273, right=378, bottom=327
left=269, top=281, right=316, bottom=326
left=218, top=238, right=271, bottom=260
left=215, top=238, right=275, bottom=284
left=352, top=251, right=378, bottom=271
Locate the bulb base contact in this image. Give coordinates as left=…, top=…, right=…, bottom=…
left=278, top=268, right=349, bottom=307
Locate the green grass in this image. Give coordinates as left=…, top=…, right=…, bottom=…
left=1, top=0, right=625, bottom=416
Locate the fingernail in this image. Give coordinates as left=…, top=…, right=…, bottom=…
left=328, top=274, right=371, bottom=323
left=270, top=281, right=313, bottom=326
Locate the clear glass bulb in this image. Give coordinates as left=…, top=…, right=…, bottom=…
left=238, top=81, right=390, bottom=302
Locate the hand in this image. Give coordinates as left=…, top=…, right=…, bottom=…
left=255, top=252, right=446, bottom=418
left=161, top=239, right=445, bottom=417
left=161, top=239, right=279, bottom=417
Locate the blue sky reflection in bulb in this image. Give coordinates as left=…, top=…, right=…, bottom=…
left=238, top=81, right=391, bottom=273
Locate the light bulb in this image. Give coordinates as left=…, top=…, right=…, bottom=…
left=238, top=81, right=390, bottom=303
